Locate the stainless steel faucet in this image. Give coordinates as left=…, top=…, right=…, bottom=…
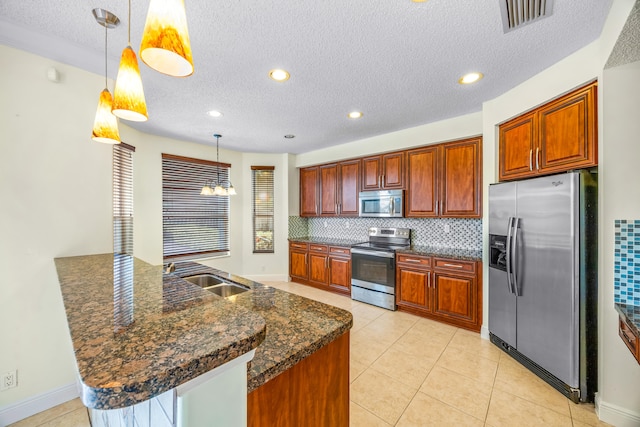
left=165, top=263, right=175, bottom=274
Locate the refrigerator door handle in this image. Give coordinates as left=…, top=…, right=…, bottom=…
left=512, top=217, right=521, bottom=296
left=506, top=216, right=515, bottom=294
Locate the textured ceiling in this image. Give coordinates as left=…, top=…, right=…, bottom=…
left=606, top=0, right=640, bottom=68
left=0, top=0, right=612, bottom=154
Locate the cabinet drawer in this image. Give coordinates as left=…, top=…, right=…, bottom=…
left=329, top=246, right=350, bottom=256
left=619, top=316, right=639, bottom=361
left=397, top=254, right=431, bottom=268
left=289, top=242, right=308, bottom=250
left=433, top=258, right=476, bottom=273
left=309, top=244, right=329, bottom=253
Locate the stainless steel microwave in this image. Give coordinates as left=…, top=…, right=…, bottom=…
left=358, top=190, right=403, bottom=217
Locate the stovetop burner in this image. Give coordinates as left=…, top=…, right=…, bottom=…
left=351, top=227, right=411, bottom=253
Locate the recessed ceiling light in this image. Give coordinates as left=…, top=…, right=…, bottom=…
left=284, top=134, right=295, bottom=139
left=411, top=0, right=429, bottom=2
left=269, top=69, right=290, bottom=82
left=207, top=110, right=223, bottom=117
left=348, top=111, right=363, bottom=119
left=458, top=72, right=484, bottom=85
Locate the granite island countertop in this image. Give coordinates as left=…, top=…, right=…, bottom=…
left=55, top=254, right=352, bottom=409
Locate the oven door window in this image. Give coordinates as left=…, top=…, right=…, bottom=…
left=351, top=251, right=395, bottom=288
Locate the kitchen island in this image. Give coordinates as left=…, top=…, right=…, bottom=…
left=55, top=254, right=352, bottom=426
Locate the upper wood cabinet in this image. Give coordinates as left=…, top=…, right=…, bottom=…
left=300, top=166, right=319, bottom=217
left=362, top=151, right=405, bottom=190
left=406, top=137, right=482, bottom=218
left=315, top=160, right=361, bottom=217
left=337, top=160, right=360, bottom=216
left=440, top=137, right=482, bottom=218
left=499, top=81, right=597, bottom=181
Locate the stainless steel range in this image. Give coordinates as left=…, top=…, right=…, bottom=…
left=350, top=227, right=411, bottom=310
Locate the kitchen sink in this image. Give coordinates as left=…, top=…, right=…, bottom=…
left=183, top=274, right=250, bottom=297
left=184, top=274, right=225, bottom=288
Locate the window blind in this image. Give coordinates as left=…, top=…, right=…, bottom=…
left=252, top=166, right=274, bottom=253
left=162, top=154, right=231, bottom=260
left=113, top=143, right=135, bottom=255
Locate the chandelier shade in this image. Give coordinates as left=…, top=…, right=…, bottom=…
left=92, top=89, right=121, bottom=144
left=112, top=46, right=148, bottom=122
left=140, top=0, right=194, bottom=77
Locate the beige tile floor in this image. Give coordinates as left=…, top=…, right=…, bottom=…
left=10, top=280, right=612, bottom=427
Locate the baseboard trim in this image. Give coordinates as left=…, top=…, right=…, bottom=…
left=595, top=392, right=640, bottom=427
left=480, top=325, right=490, bottom=340
left=0, top=382, right=79, bottom=426
left=242, top=273, right=288, bottom=283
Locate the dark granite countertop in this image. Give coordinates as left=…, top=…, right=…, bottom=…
left=171, top=262, right=353, bottom=392
left=55, top=254, right=352, bottom=409
left=615, top=303, right=640, bottom=337
left=397, top=245, right=483, bottom=261
left=288, top=237, right=365, bottom=247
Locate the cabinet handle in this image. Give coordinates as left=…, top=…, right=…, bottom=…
left=443, top=263, right=463, bottom=268
left=405, top=259, right=422, bottom=263
left=315, top=203, right=318, bottom=214
left=305, top=254, right=308, bottom=265
left=529, top=149, right=533, bottom=171
left=536, top=148, right=540, bottom=170
left=379, top=175, right=382, bottom=188
left=440, top=200, right=444, bottom=215
left=436, top=199, right=439, bottom=216
left=428, top=274, right=431, bottom=289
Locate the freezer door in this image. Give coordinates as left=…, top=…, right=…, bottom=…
left=488, top=182, right=517, bottom=346
left=515, top=173, right=579, bottom=387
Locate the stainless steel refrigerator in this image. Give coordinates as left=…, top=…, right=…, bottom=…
left=488, top=170, right=597, bottom=403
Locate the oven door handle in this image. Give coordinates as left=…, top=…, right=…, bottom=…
left=350, top=248, right=395, bottom=258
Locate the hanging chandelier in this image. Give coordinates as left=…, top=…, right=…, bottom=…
left=91, top=8, right=121, bottom=144
left=201, top=134, right=236, bottom=196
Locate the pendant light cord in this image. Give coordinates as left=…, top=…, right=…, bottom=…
left=104, top=24, right=108, bottom=88
left=127, top=0, right=131, bottom=45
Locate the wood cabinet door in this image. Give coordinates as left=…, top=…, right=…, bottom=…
left=300, top=167, right=319, bottom=217
left=382, top=152, right=405, bottom=189
left=319, top=164, right=338, bottom=216
left=309, top=253, right=329, bottom=286
left=289, top=249, right=308, bottom=281
left=538, top=82, right=597, bottom=174
left=361, top=156, right=382, bottom=190
left=329, top=256, right=351, bottom=294
left=406, top=146, right=438, bottom=217
left=499, top=112, right=536, bottom=181
left=397, top=267, right=431, bottom=312
left=338, top=160, right=360, bottom=216
left=440, top=137, right=482, bottom=218
left=432, top=272, right=476, bottom=325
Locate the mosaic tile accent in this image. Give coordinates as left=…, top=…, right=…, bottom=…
left=614, top=220, right=640, bottom=306
left=288, top=216, right=309, bottom=238
left=289, top=216, right=482, bottom=251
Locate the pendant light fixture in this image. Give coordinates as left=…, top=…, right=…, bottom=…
left=140, top=0, right=194, bottom=77
left=113, top=0, right=148, bottom=122
left=201, top=134, right=236, bottom=196
left=91, top=9, right=121, bottom=144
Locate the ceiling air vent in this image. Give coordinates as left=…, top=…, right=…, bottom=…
left=499, top=0, right=554, bottom=33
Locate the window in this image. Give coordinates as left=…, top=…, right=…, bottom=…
left=113, top=143, right=135, bottom=255
left=162, top=154, right=230, bottom=261
left=252, top=166, right=274, bottom=253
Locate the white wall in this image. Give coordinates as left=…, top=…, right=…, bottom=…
left=0, top=44, right=112, bottom=408
left=599, top=59, right=640, bottom=423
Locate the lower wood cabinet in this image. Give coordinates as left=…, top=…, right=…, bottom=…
left=289, top=242, right=352, bottom=296
left=248, top=332, right=350, bottom=426
left=396, top=254, right=482, bottom=332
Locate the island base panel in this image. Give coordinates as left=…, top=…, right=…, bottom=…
left=248, top=331, right=349, bottom=427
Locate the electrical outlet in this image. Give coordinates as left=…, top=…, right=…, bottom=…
left=1, top=370, right=17, bottom=391
left=444, top=223, right=451, bottom=233
left=345, top=221, right=350, bottom=229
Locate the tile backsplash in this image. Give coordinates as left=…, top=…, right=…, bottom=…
left=289, top=216, right=482, bottom=250
left=614, top=219, right=640, bottom=306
